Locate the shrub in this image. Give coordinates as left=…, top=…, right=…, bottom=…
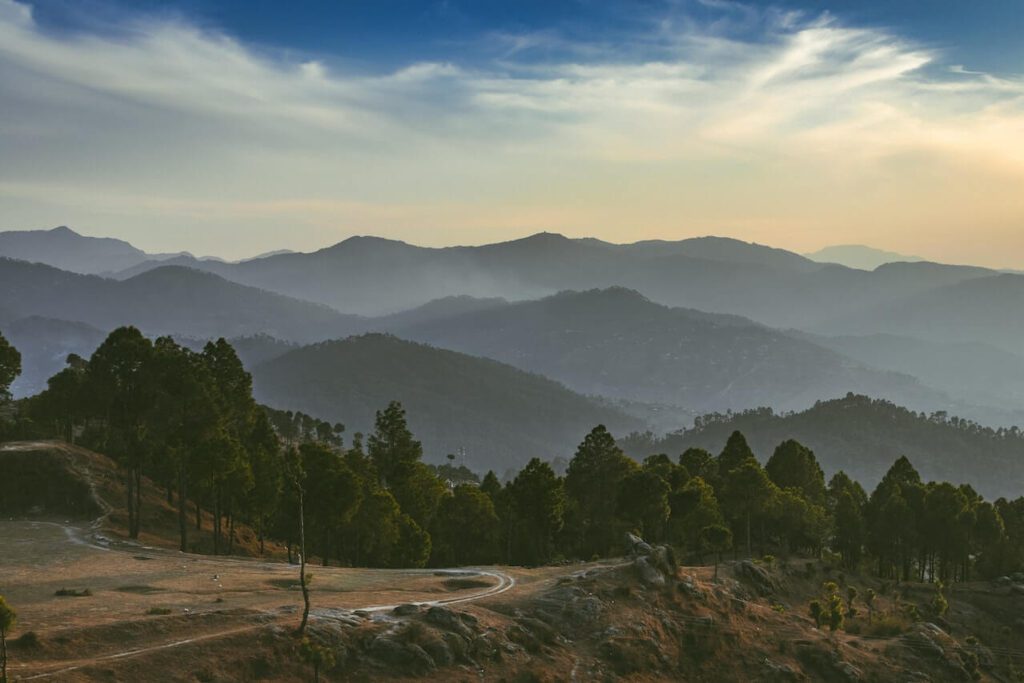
left=15, top=631, right=40, bottom=648
left=930, top=582, right=949, bottom=618
left=54, top=588, right=92, bottom=597
left=146, top=607, right=172, bottom=615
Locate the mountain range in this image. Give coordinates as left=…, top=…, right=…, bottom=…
left=386, top=287, right=945, bottom=415
left=3, top=225, right=1024, bottom=480
left=0, top=258, right=363, bottom=343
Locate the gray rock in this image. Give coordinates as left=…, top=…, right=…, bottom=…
left=735, top=560, right=776, bottom=596
left=837, top=661, right=862, bottom=681
left=441, top=631, right=470, bottom=662
left=761, top=657, right=801, bottom=681
left=425, top=606, right=473, bottom=638
left=634, top=556, right=666, bottom=587
left=565, top=595, right=605, bottom=627
left=392, top=603, right=421, bottom=617
left=905, top=629, right=945, bottom=659
left=650, top=545, right=678, bottom=575
left=369, top=637, right=436, bottom=675
left=625, top=532, right=653, bottom=556
left=422, top=637, right=454, bottom=666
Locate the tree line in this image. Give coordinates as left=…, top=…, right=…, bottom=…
left=1, top=327, right=1022, bottom=582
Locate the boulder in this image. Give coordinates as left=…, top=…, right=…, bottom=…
left=424, top=606, right=474, bottom=639
left=625, top=532, right=654, bottom=556
left=735, top=560, right=776, bottom=596
left=392, top=603, right=421, bottom=617
left=634, top=556, right=666, bottom=587
left=369, top=636, right=436, bottom=675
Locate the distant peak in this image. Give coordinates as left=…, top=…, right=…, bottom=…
left=49, top=225, right=77, bottom=235
left=322, top=235, right=412, bottom=252
left=551, top=286, right=651, bottom=304
left=522, top=231, right=571, bottom=243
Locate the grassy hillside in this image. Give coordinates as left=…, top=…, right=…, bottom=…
left=622, top=393, right=1024, bottom=500
left=251, top=333, right=643, bottom=472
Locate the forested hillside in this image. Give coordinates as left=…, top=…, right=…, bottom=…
left=621, top=394, right=1024, bottom=499
left=251, top=334, right=642, bottom=471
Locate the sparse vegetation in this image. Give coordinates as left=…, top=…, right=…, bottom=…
left=299, top=637, right=335, bottom=682
left=0, top=595, right=16, bottom=683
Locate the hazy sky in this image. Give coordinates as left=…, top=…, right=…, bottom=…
left=1, top=0, right=1023, bottom=265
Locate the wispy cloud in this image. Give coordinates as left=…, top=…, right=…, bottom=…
left=1, top=0, right=1023, bottom=264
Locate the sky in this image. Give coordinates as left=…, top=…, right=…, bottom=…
left=1, top=0, right=1023, bottom=265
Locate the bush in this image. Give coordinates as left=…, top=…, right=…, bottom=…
left=54, top=588, right=92, bottom=597
left=15, top=631, right=40, bottom=648
left=146, top=607, right=172, bottom=615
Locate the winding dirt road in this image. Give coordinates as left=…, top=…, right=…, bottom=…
left=4, top=521, right=516, bottom=680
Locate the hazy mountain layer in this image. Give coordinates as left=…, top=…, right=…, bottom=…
left=390, top=287, right=949, bottom=415
left=802, top=331, right=1024, bottom=412
left=101, top=232, right=996, bottom=335
left=250, top=333, right=644, bottom=473
left=0, top=226, right=150, bottom=275
left=0, top=259, right=364, bottom=343
left=814, top=272, right=1024, bottom=353
left=804, top=244, right=924, bottom=270
left=2, top=317, right=106, bottom=397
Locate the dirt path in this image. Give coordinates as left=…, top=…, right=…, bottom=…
left=5, top=521, right=516, bottom=680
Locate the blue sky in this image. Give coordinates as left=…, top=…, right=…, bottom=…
left=26, top=0, right=1024, bottom=75
left=2, top=0, right=1024, bottom=265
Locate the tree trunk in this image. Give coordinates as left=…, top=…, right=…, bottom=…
left=298, top=488, right=310, bottom=634
left=213, top=487, right=221, bottom=556
left=228, top=514, right=235, bottom=555
left=126, top=469, right=136, bottom=539
left=1, top=628, right=7, bottom=683
left=745, top=511, right=752, bottom=558
left=133, top=468, right=142, bottom=538
left=177, top=466, right=188, bottom=553
left=195, top=502, right=202, bottom=530
left=258, top=516, right=265, bottom=556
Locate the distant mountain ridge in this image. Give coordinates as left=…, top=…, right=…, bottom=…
left=0, top=226, right=150, bottom=275
left=5, top=225, right=1024, bottom=435
left=0, top=258, right=364, bottom=344
left=389, top=287, right=953, bottom=416
left=805, top=244, right=925, bottom=270
left=250, top=333, right=643, bottom=471
left=87, top=231, right=1003, bottom=343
